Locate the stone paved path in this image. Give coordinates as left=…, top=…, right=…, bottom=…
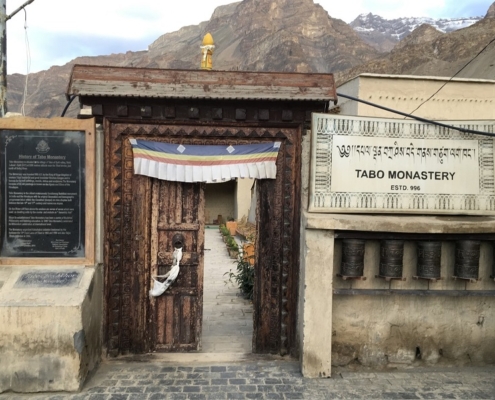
left=202, top=227, right=253, bottom=353
left=2, top=358, right=495, bottom=399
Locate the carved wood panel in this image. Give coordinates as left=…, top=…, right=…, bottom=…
left=104, top=121, right=301, bottom=356
left=151, top=180, right=204, bottom=351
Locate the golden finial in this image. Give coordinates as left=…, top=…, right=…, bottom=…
left=200, top=33, right=215, bottom=70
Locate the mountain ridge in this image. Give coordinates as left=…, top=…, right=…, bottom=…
left=336, top=15, right=495, bottom=85
left=350, top=13, right=483, bottom=52
left=6, top=0, right=495, bottom=118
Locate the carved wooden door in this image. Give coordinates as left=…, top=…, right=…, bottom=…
left=107, top=122, right=302, bottom=357
left=149, top=179, right=205, bottom=351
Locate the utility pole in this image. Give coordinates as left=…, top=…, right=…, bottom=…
left=0, top=0, right=36, bottom=117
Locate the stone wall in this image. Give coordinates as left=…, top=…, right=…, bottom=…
left=300, top=214, right=495, bottom=375
left=235, top=178, right=254, bottom=220
left=333, top=295, right=495, bottom=367
left=332, top=240, right=495, bottom=368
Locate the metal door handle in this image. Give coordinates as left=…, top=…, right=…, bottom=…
left=172, top=233, right=185, bottom=249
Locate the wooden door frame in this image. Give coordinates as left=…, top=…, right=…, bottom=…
left=104, top=118, right=302, bottom=356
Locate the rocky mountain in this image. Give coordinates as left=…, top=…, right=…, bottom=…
left=336, top=11, right=495, bottom=84
left=487, top=2, right=495, bottom=18
left=351, top=13, right=483, bottom=52
left=8, top=0, right=381, bottom=118
left=148, top=0, right=379, bottom=73
left=392, top=24, right=444, bottom=52
left=5, top=0, right=495, bottom=118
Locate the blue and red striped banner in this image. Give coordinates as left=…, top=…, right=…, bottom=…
left=129, top=139, right=281, bottom=182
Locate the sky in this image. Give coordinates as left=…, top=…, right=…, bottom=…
left=5, top=0, right=493, bottom=74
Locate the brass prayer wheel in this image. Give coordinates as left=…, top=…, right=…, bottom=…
left=454, top=240, right=480, bottom=280
left=341, top=239, right=365, bottom=277
left=379, top=240, right=404, bottom=278
left=417, top=241, right=442, bottom=279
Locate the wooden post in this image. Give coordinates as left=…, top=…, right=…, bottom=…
left=0, top=0, right=37, bottom=116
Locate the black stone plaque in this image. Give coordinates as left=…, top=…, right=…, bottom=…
left=14, top=270, right=82, bottom=288
left=1, top=130, right=86, bottom=257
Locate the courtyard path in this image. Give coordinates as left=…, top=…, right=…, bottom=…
left=202, top=227, right=253, bottom=353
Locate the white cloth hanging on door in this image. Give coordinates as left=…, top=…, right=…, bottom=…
left=149, top=247, right=183, bottom=297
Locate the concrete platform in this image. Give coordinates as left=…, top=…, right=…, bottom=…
left=0, top=265, right=102, bottom=393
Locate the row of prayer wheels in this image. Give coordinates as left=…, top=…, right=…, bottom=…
left=340, top=239, right=493, bottom=281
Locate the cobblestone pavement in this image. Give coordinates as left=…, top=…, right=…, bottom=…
left=1, top=358, right=495, bottom=400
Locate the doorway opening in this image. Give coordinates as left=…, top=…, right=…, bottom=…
left=105, top=122, right=302, bottom=357
left=202, top=179, right=257, bottom=353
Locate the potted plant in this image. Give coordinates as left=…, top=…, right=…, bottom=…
left=227, top=236, right=239, bottom=259
left=224, top=254, right=255, bottom=300
left=219, top=224, right=230, bottom=242
left=226, top=217, right=237, bottom=236
left=242, top=243, right=255, bottom=265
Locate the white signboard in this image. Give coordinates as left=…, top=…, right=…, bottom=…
left=331, top=136, right=479, bottom=195
left=309, top=114, right=495, bottom=215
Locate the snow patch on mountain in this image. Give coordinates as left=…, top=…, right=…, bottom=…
left=351, top=13, right=482, bottom=42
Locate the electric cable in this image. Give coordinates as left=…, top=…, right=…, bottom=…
left=61, top=95, right=77, bottom=117
left=407, top=35, right=495, bottom=116
left=336, top=92, right=495, bottom=138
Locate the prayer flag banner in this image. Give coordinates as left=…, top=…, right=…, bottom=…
left=129, top=139, right=281, bottom=183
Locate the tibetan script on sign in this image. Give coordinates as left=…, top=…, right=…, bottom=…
left=331, top=136, right=479, bottom=195
left=309, top=114, right=495, bottom=215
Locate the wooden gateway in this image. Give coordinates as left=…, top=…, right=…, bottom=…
left=66, top=65, right=337, bottom=356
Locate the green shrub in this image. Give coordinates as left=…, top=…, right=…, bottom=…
left=220, top=224, right=229, bottom=236
left=226, top=236, right=238, bottom=251
left=224, top=255, right=255, bottom=300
